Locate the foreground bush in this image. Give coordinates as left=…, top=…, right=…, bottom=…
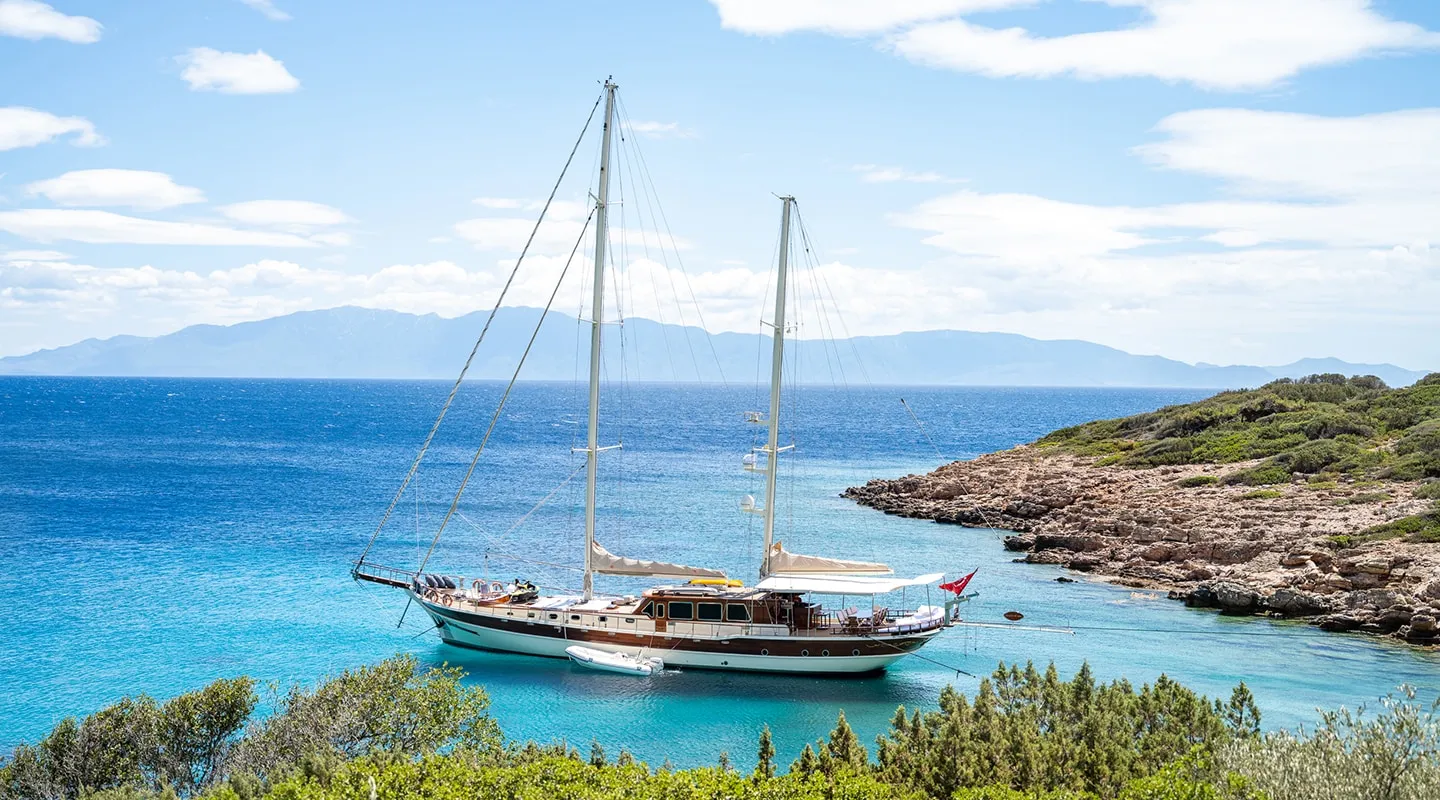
left=226, top=754, right=918, bottom=800
left=1218, top=687, right=1440, bottom=800
left=866, top=662, right=1258, bottom=799
left=13, top=657, right=1439, bottom=800
left=0, top=656, right=497, bottom=800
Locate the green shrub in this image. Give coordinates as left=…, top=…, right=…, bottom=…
left=0, top=677, right=254, bottom=800
left=1334, top=491, right=1390, bottom=506
left=0, top=656, right=498, bottom=800
left=1416, top=481, right=1440, bottom=500
left=871, top=663, right=1258, bottom=799
left=1355, top=510, right=1440, bottom=545
left=1178, top=475, right=1219, bottom=488
left=1239, top=490, right=1283, bottom=500
left=1217, top=687, right=1440, bottom=800
left=1226, top=465, right=1291, bottom=486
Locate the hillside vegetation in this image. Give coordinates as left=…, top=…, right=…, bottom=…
left=1040, top=373, right=1440, bottom=481
left=1037, top=373, right=1440, bottom=544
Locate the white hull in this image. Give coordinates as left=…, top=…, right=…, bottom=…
left=422, top=604, right=927, bottom=674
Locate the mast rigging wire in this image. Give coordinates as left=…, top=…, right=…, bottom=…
left=355, top=88, right=605, bottom=569
left=398, top=206, right=597, bottom=626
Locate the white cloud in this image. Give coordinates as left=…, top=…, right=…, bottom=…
left=239, top=0, right=290, bottom=22
left=177, top=48, right=300, bottom=94
left=1135, top=107, right=1440, bottom=200
left=454, top=207, right=691, bottom=257
left=710, top=0, right=1029, bottom=36
left=0, top=209, right=317, bottom=247
left=473, top=197, right=525, bottom=209
left=219, top=200, right=351, bottom=230
left=0, top=0, right=100, bottom=43
left=871, top=104, right=1440, bottom=364
left=715, top=1, right=1440, bottom=91
left=0, top=106, right=103, bottom=150
left=627, top=121, right=697, bottom=139
left=26, top=169, right=206, bottom=210
left=2, top=249, right=70, bottom=262
left=852, top=164, right=956, bottom=183
left=896, top=106, right=1440, bottom=260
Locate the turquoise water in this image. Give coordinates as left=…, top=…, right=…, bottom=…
left=2, top=377, right=1437, bottom=766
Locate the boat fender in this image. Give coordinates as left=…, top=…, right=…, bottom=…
left=1003, top=611, right=1024, bottom=621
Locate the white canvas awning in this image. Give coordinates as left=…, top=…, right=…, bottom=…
left=766, top=542, right=893, bottom=576
left=590, top=541, right=727, bottom=579
left=756, top=572, right=945, bottom=596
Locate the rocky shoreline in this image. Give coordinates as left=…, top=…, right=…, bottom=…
left=843, top=446, right=1440, bottom=644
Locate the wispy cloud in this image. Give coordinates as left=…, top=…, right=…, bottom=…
left=26, top=169, right=205, bottom=210
left=0, top=107, right=104, bottom=151
left=238, top=0, right=290, bottom=22
left=0, top=209, right=318, bottom=247
left=852, top=164, right=959, bottom=183
left=714, top=0, right=1440, bottom=91
left=627, top=120, right=697, bottom=139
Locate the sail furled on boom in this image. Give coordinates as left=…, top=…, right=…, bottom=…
left=590, top=541, right=727, bottom=579
left=766, top=542, right=893, bottom=576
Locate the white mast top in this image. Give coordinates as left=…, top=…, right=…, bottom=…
left=760, top=195, right=794, bottom=578
left=582, top=80, right=618, bottom=601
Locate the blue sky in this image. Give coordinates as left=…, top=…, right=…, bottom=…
left=2, top=0, right=1439, bottom=369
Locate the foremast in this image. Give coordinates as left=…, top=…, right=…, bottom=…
left=582, top=81, right=618, bottom=602
left=759, top=196, right=794, bottom=579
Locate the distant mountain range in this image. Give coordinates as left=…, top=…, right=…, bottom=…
left=0, top=306, right=1432, bottom=388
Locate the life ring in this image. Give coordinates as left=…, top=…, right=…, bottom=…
left=442, top=594, right=454, bottom=607
left=490, top=581, right=504, bottom=594
left=472, top=579, right=486, bottom=592
left=423, top=589, right=438, bottom=602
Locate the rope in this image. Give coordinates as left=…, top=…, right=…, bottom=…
left=901, top=398, right=944, bottom=461
left=898, top=396, right=1012, bottom=532
left=398, top=206, right=596, bottom=627
left=355, top=88, right=604, bottom=568
left=482, top=463, right=587, bottom=554
left=861, top=634, right=976, bottom=678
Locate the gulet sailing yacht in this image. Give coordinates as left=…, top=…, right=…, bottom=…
left=353, top=81, right=969, bottom=674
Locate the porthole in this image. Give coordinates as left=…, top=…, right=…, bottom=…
left=821, top=649, right=830, bottom=657
left=570, top=614, right=580, bottom=621
left=852, top=649, right=860, bottom=656
left=801, top=649, right=809, bottom=657
left=760, top=648, right=769, bottom=656
left=599, top=616, right=608, bottom=622
left=548, top=613, right=558, bottom=620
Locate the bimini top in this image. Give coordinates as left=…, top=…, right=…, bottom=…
left=755, top=572, right=945, bottom=596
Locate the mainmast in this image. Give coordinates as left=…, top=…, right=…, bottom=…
left=582, top=80, right=618, bottom=601
left=760, top=195, right=794, bottom=578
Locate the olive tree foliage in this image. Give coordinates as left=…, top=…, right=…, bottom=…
left=1218, top=686, right=1440, bottom=800
left=0, top=656, right=500, bottom=800
left=0, top=678, right=256, bottom=800
left=225, top=655, right=501, bottom=781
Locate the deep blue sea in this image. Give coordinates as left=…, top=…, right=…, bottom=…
left=2, top=377, right=1437, bottom=766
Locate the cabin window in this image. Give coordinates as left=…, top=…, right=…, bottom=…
left=668, top=601, right=693, bottom=620
left=726, top=603, right=750, bottom=622
left=697, top=603, right=723, bottom=621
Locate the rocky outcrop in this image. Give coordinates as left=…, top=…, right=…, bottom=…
left=842, top=446, right=1440, bottom=644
